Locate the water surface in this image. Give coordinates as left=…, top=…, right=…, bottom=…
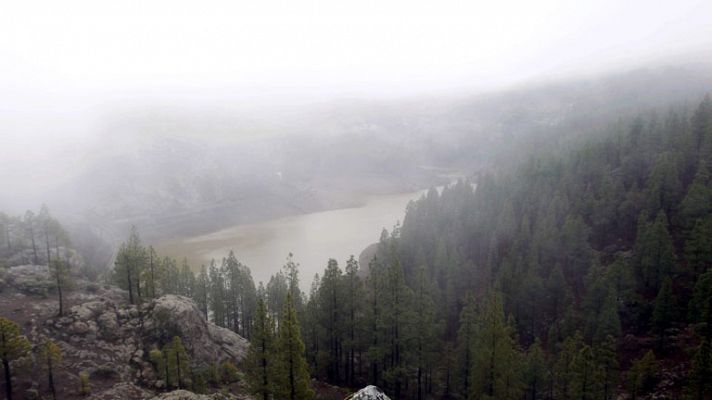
left=155, top=189, right=427, bottom=288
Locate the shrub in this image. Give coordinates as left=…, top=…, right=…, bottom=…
left=627, top=350, right=659, bottom=396
left=220, top=361, right=240, bottom=384
left=79, top=371, right=91, bottom=395
left=90, top=364, right=118, bottom=379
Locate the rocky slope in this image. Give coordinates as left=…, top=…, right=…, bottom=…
left=0, top=265, right=250, bottom=400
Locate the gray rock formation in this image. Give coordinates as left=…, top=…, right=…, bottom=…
left=1, top=266, right=250, bottom=399
left=142, top=295, right=248, bottom=363
left=150, top=389, right=247, bottom=399
left=44, top=294, right=248, bottom=387
left=346, top=385, right=391, bottom=400
left=3, top=265, right=55, bottom=296
left=87, top=382, right=152, bottom=399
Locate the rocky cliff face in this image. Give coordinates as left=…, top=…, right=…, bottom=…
left=0, top=265, right=249, bottom=400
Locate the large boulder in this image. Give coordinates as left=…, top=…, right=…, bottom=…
left=346, top=386, right=390, bottom=400
left=142, top=295, right=249, bottom=364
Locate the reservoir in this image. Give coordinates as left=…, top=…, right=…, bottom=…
left=154, top=188, right=429, bottom=289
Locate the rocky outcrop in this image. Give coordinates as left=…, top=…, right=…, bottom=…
left=87, top=382, right=152, bottom=399
left=44, top=294, right=248, bottom=386
left=346, top=385, right=391, bottom=400
left=142, top=295, right=248, bottom=363
left=150, top=389, right=247, bottom=400
left=24, top=290, right=247, bottom=396
left=3, top=265, right=55, bottom=296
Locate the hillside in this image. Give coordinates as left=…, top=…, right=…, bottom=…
left=0, top=264, right=250, bottom=400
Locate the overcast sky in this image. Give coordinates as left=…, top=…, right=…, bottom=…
left=2, top=0, right=712, bottom=99
left=1, top=0, right=712, bottom=205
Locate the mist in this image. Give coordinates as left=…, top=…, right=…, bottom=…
left=2, top=0, right=712, bottom=209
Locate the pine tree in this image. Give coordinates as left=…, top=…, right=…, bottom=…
left=163, top=336, right=190, bottom=390
left=147, top=246, right=158, bottom=298
left=524, top=339, right=548, bottom=400
left=685, top=216, right=712, bottom=277
left=690, top=269, right=712, bottom=399
left=24, top=210, right=39, bottom=264
left=456, top=294, right=478, bottom=399
left=413, top=266, right=438, bottom=400
left=208, top=259, right=226, bottom=327
left=627, top=350, right=658, bottom=399
left=274, top=293, right=314, bottom=400
left=594, top=286, right=622, bottom=345
left=49, top=257, right=71, bottom=316
left=113, top=226, right=147, bottom=304
left=593, top=335, right=619, bottom=400
left=470, top=292, right=522, bottom=400
left=382, top=256, right=412, bottom=398
left=224, top=252, right=241, bottom=331
left=179, top=257, right=195, bottom=297
left=680, top=163, right=712, bottom=226
left=689, top=339, right=711, bottom=400
left=344, top=255, right=363, bottom=387
left=246, top=298, right=276, bottom=400
left=267, top=271, right=289, bottom=323
left=365, top=257, right=385, bottom=387
left=572, top=343, right=596, bottom=400
left=317, top=259, right=343, bottom=384
left=553, top=333, right=582, bottom=399
left=40, top=339, right=62, bottom=400
left=652, top=277, right=675, bottom=351
left=149, top=347, right=165, bottom=382
left=0, top=317, right=31, bottom=400
left=195, top=265, right=209, bottom=317
left=283, top=253, right=303, bottom=313
left=304, top=274, right=320, bottom=372
left=634, top=211, right=676, bottom=292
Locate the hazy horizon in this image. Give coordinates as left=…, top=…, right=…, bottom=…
left=2, top=0, right=712, bottom=212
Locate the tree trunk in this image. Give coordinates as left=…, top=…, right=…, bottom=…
left=48, top=357, right=56, bottom=400
left=176, top=350, right=182, bottom=389
left=135, top=260, right=142, bottom=301
left=149, top=251, right=155, bottom=298
left=30, top=225, right=38, bottom=264
left=163, top=351, right=170, bottom=390
left=56, top=266, right=64, bottom=316
left=262, top=335, right=269, bottom=400
left=127, top=260, right=134, bottom=304
left=3, top=359, right=12, bottom=400
left=44, top=229, right=51, bottom=266
left=290, top=338, right=296, bottom=400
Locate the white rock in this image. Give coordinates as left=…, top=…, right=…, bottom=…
left=347, top=385, right=391, bottom=400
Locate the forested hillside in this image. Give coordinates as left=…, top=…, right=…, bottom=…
left=293, top=95, right=712, bottom=399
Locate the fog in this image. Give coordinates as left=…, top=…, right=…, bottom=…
left=2, top=0, right=712, bottom=270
